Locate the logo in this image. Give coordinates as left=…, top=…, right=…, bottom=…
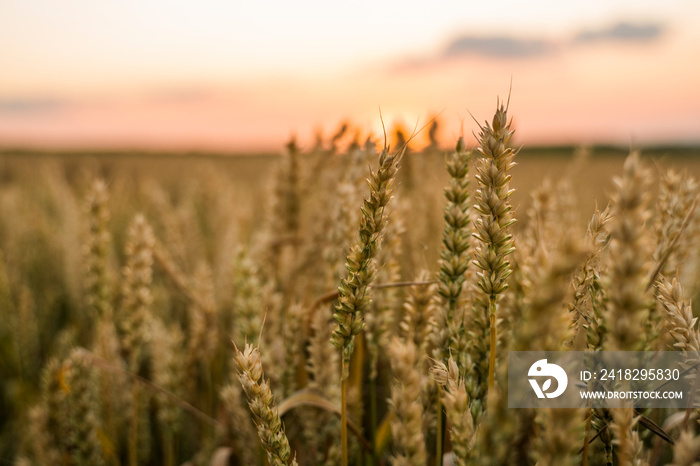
left=528, top=359, right=568, bottom=399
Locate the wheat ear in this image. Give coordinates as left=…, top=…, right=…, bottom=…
left=669, top=431, right=700, bottom=466
left=233, top=342, right=298, bottom=466
left=63, top=348, right=106, bottom=466
left=119, top=213, right=155, bottom=466
left=330, top=145, right=402, bottom=367
left=431, top=357, right=473, bottom=466
left=435, top=137, right=471, bottom=368
left=472, top=100, right=516, bottom=392
left=656, top=277, right=700, bottom=361
left=330, top=145, right=403, bottom=465
left=389, top=337, right=427, bottom=465
left=603, top=152, right=653, bottom=351
left=571, top=206, right=612, bottom=349
left=83, top=179, right=112, bottom=322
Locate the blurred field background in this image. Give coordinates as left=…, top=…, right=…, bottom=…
left=1, top=136, right=700, bottom=464
left=2, top=141, right=699, bottom=240
left=0, top=143, right=695, bottom=272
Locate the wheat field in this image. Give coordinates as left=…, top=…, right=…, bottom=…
left=2, top=104, right=700, bottom=465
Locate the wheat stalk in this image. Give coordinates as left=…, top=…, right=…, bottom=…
left=119, top=213, right=156, bottom=466
left=330, top=144, right=403, bottom=465
left=472, top=99, right=517, bottom=392
left=151, top=320, right=186, bottom=466
left=330, top=145, right=403, bottom=367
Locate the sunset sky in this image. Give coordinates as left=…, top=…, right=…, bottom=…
left=1, top=0, right=699, bottom=151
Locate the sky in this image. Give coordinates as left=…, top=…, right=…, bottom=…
left=1, top=0, right=699, bottom=151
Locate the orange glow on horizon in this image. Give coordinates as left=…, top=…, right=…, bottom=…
left=2, top=2, right=699, bottom=152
